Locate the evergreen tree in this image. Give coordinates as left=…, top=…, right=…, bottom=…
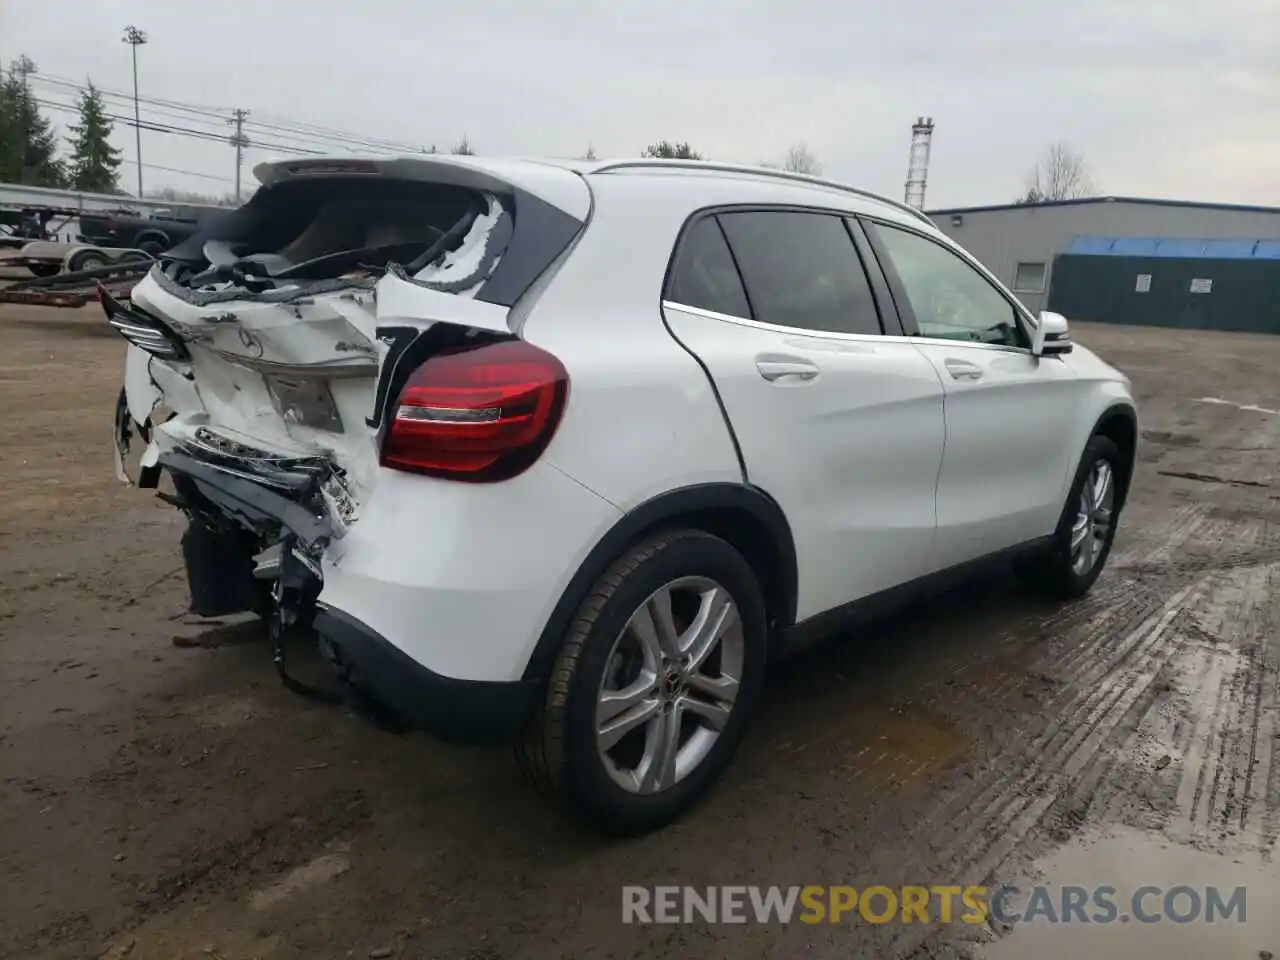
left=641, top=140, right=703, bottom=160
left=67, top=81, right=122, bottom=192
left=0, top=56, right=66, bottom=186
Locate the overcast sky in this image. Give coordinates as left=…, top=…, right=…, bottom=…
left=4, top=0, right=1276, bottom=207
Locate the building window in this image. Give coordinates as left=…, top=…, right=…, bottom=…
left=1013, top=261, right=1047, bottom=293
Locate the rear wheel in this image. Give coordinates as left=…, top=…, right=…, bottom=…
left=69, top=251, right=107, bottom=272
left=27, top=263, right=59, bottom=278
left=520, top=530, right=767, bottom=835
left=1017, top=434, right=1122, bottom=599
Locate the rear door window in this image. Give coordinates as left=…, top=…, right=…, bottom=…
left=665, top=217, right=752, bottom=319
left=717, top=211, right=884, bottom=336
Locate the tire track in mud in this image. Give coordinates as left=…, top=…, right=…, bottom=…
left=890, top=510, right=1280, bottom=957
left=1059, top=512, right=1280, bottom=834
left=741, top=572, right=1170, bottom=816
left=1265, top=664, right=1280, bottom=857
left=1163, top=559, right=1278, bottom=854
left=1061, top=560, right=1274, bottom=852
left=880, top=579, right=1207, bottom=957
left=880, top=501, right=1255, bottom=957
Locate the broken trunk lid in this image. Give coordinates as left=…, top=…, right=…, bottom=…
left=158, top=176, right=510, bottom=304
left=252, top=155, right=593, bottom=223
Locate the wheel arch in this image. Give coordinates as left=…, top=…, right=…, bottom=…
left=134, top=230, right=172, bottom=250
left=521, top=482, right=798, bottom=683
left=1093, top=402, right=1138, bottom=510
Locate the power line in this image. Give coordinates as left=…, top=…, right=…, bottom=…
left=119, top=159, right=236, bottom=184
left=33, top=97, right=323, bottom=156
left=238, top=113, right=426, bottom=154
left=10, top=67, right=453, bottom=196
left=23, top=71, right=230, bottom=121
left=22, top=70, right=428, bottom=155
left=27, top=74, right=417, bottom=157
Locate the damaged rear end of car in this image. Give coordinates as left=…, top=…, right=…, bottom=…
left=108, top=155, right=590, bottom=724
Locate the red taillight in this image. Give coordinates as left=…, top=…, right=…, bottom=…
left=380, top=340, right=568, bottom=481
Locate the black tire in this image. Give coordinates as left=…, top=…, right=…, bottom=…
left=519, top=529, right=768, bottom=836
left=27, top=263, right=60, bottom=278
left=1017, top=434, right=1123, bottom=599
left=137, top=239, right=166, bottom=258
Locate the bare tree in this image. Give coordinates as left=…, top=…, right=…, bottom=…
left=1019, top=141, right=1095, bottom=203
left=781, top=142, right=822, bottom=176
left=451, top=135, right=475, bottom=156
left=581, top=143, right=597, bottom=160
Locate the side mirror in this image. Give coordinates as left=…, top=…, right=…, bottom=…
left=1031, top=310, right=1073, bottom=357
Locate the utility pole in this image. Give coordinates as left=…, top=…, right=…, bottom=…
left=229, top=108, right=251, bottom=202
left=122, top=25, right=148, bottom=197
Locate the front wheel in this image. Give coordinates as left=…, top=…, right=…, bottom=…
left=520, top=530, right=768, bottom=835
left=1017, top=434, right=1123, bottom=599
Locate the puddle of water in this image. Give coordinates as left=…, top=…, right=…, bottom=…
left=982, top=825, right=1277, bottom=960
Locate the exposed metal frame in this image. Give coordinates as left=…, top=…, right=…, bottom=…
left=591, top=158, right=935, bottom=226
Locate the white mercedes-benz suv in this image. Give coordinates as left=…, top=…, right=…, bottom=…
left=108, top=155, right=1137, bottom=834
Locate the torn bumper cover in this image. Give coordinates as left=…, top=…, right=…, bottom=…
left=160, top=448, right=360, bottom=707
left=160, top=449, right=333, bottom=617
left=113, top=386, right=160, bottom=488
left=160, top=450, right=332, bottom=550
left=152, top=450, right=538, bottom=742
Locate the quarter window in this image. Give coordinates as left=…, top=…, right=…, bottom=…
left=873, top=222, right=1025, bottom=348
left=665, top=217, right=751, bottom=319
left=717, top=211, right=883, bottom=336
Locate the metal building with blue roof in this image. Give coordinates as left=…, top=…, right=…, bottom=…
left=926, top=196, right=1280, bottom=333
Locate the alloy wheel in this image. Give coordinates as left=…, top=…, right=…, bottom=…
left=1070, top=458, right=1114, bottom=575
left=595, top=576, right=743, bottom=794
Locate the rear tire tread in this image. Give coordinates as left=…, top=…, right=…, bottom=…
left=519, top=531, right=682, bottom=797
left=518, top=529, right=759, bottom=834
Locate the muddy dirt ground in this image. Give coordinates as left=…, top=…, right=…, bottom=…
left=0, top=304, right=1276, bottom=960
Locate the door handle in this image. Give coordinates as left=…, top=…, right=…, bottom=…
left=944, top=358, right=983, bottom=381
left=756, top=356, right=819, bottom=383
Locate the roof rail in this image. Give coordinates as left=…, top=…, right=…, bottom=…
left=590, top=158, right=934, bottom=225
